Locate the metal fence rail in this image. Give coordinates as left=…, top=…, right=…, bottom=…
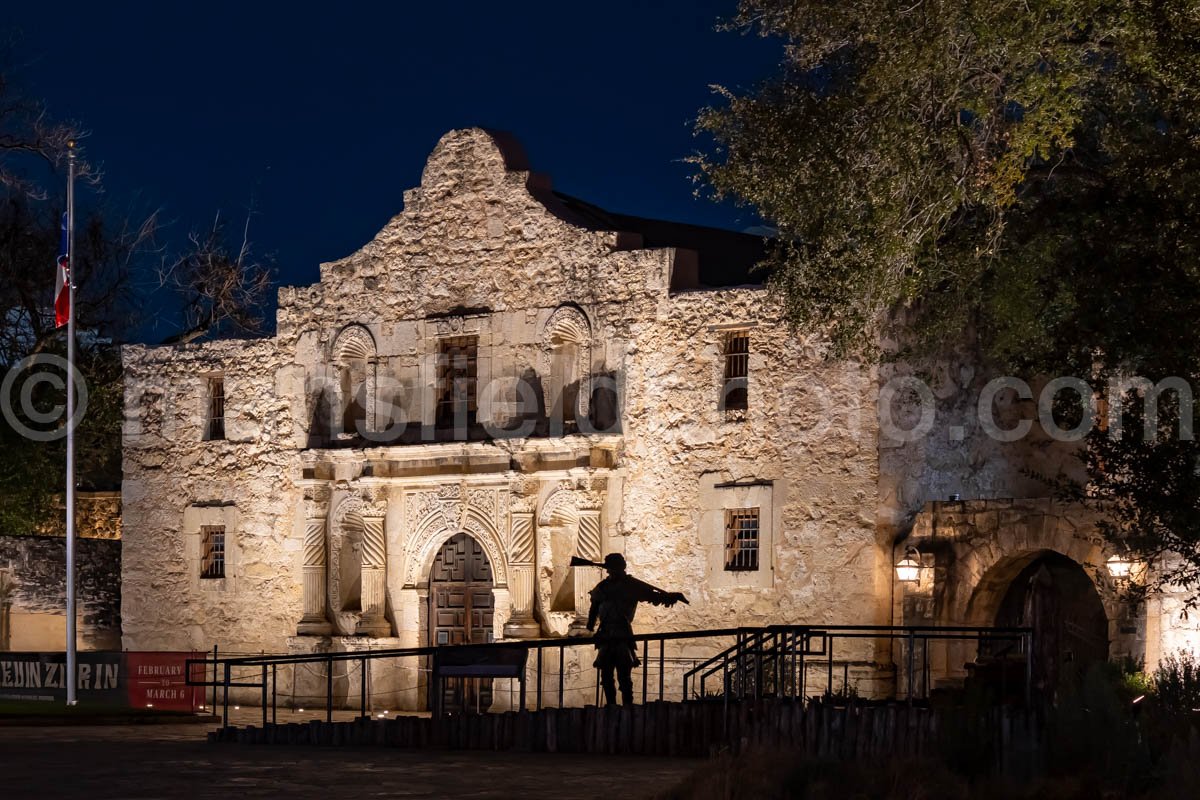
left=186, top=624, right=1032, bottom=729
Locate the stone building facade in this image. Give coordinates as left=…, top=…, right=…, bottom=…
left=121, top=129, right=1197, bottom=708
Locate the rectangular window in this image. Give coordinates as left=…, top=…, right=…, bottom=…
left=200, top=525, right=225, bottom=579
left=206, top=376, right=226, bottom=440
left=436, top=336, right=478, bottom=430
left=724, top=508, right=760, bottom=571
left=720, top=330, right=749, bottom=419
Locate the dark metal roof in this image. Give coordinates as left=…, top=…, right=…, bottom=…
left=548, top=191, right=771, bottom=289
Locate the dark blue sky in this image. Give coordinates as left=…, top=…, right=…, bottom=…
left=6, top=1, right=778, bottom=336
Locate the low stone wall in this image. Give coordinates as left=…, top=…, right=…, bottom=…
left=34, top=491, right=122, bottom=540
left=0, top=534, right=121, bottom=651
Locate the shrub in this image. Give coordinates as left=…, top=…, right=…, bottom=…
left=1153, top=651, right=1200, bottom=713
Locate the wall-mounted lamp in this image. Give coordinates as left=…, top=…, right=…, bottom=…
left=895, top=547, right=921, bottom=583
left=1106, top=554, right=1133, bottom=579
left=1106, top=553, right=1144, bottom=582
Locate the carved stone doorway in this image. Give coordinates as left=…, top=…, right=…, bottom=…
left=428, top=532, right=495, bottom=712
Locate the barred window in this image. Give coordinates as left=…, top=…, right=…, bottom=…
left=206, top=376, right=226, bottom=440
left=724, top=508, right=760, bottom=571
left=720, top=330, right=749, bottom=419
left=200, top=525, right=225, bottom=579
left=436, top=336, right=478, bottom=431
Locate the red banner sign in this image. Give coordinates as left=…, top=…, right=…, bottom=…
left=124, top=651, right=205, bottom=711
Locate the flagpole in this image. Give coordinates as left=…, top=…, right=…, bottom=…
left=65, top=141, right=78, bottom=706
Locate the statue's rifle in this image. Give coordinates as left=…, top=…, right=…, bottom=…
left=569, top=555, right=689, bottom=604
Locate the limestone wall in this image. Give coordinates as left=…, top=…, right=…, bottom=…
left=34, top=491, right=122, bottom=539
left=121, top=337, right=303, bottom=654
left=877, top=358, right=1087, bottom=537
left=114, top=129, right=911, bottom=703
left=617, top=287, right=887, bottom=656
left=0, top=533, right=121, bottom=651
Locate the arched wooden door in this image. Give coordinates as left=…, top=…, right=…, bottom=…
left=994, top=551, right=1109, bottom=696
left=428, top=533, right=495, bottom=712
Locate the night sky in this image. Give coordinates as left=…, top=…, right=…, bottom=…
left=5, top=2, right=778, bottom=339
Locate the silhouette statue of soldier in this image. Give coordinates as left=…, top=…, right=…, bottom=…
left=581, top=552, right=687, bottom=706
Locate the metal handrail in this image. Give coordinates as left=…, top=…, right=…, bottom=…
left=186, top=623, right=1033, bottom=729
left=679, top=624, right=1033, bottom=708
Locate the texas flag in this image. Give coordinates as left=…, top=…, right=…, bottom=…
left=55, top=212, right=70, bottom=328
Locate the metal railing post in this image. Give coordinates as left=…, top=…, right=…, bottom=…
left=756, top=633, right=765, bottom=700
left=776, top=630, right=785, bottom=698
left=722, top=667, right=730, bottom=738
left=826, top=636, right=834, bottom=698
left=799, top=636, right=806, bottom=701
left=211, top=645, right=218, bottom=713
left=788, top=630, right=797, bottom=698
left=271, top=664, right=277, bottom=725
left=360, top=658, right=367, bottom=719
left=1024, top=631, right=1033, bottom=707
left=906, top=629, right=916, bottom=705
left=536, top=646, right=542, bottom=711
left=222, top=662, right=230, bottom=728
left=658, top=637, right=665, bottom=702
left=558, top=644, right=564, bottom=708
left=261, top=664, right=268, bottom=727
left=642, top=639, right=649, bottom=703
left=326, top=654, right=334, bottom=723
left=922, top=636, right=929, bottom=699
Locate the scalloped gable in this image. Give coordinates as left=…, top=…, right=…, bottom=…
left=309, top=128, right=631, bottom=284
left=275, top=128, right=766, bottom=331
left=415, top=128, right=533, bottom=205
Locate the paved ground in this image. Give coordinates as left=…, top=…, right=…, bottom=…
left=0, top=714, right=698, bottom=800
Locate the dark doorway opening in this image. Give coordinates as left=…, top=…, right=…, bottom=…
left=993, top=551, right=1109, bottom=694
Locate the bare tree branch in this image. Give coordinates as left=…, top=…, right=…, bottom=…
left=157, top=210, right=275, bottom=343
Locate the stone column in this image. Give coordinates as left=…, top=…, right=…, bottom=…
left=570, top=499, right=604, bottom=635
left=297, top=483, right=333, bottom=636
left=365, top=357, right=378, bottom=433
left=356, top=496, right=392, bottom=637
left=503, top=499, right=540, bottom=638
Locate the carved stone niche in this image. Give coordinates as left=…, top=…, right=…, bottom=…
left=327, top=490, right=393, bottom=638
left=541, top=305, right=592, bottom=430
left=329, top=324, right=378, bottom=440
left=537, top=482, right=606, bottom=636
left=356, top=490, right=391, bottom=637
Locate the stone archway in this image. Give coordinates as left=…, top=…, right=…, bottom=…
left=969, top=550, right=1110, bottom=694
left=899, top=498, right=1139, bottom=694
left=906, top=499, right=1123, bottom=632
left=396, top=485, right=511, bottom=658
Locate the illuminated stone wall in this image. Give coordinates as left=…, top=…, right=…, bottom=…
left=119, top=128, right=1195, bottom=708
left=0, top=531, right=121, bottom=651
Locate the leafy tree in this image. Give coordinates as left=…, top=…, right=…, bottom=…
left=695, top=2, right=1200, bottom=604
